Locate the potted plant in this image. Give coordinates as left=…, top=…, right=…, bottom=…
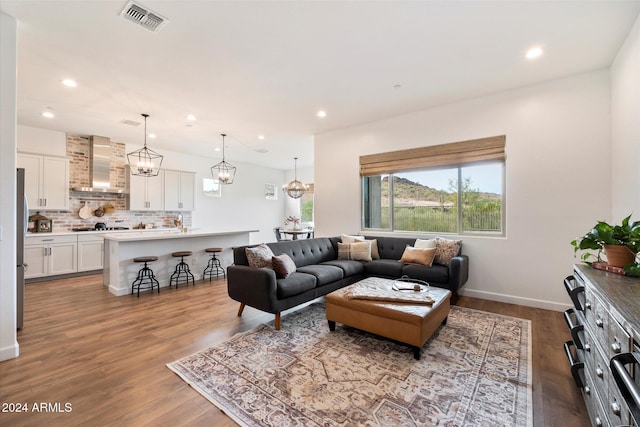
left=571, top=214, right=640, bottom=276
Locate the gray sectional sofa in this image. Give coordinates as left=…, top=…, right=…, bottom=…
left=227, top=235, right=469, bottom=329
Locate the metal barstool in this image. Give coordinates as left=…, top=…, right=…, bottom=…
left=131, top=256, right=160, bottom=297
left=169, top=251, right=195, bottom=287
left=203, top=247, right=225, bottom=280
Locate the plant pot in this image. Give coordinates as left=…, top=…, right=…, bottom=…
left=604, top=244, right=636, bottom=268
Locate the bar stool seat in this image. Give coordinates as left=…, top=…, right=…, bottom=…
left=203, top=247, right=225, bottom=281
left=170, top=251, right=195, bottom=288
left=131, top=256, right=160, bottom=297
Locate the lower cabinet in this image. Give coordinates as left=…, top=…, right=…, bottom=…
left=563, top=265, right=639, bottom=427
left=25, top=235, right=77, bottom=279
left=77, top=234, right=104, bottom=272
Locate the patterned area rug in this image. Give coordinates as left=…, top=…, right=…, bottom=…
left=168, top=304, right=532, bottom=427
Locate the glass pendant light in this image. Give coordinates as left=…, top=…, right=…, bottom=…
left=283, top=157, right=307, bottom=199
left=211, top=133, right=236, bottom=184
left=127, top=113, right=163, bottom=177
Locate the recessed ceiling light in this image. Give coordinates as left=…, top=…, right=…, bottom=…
left=317, top=110, right=327, bottom=118
left=215, top=147, right=221, bottom=152
left=258, top=135, right=265, bottom=140
left=186, top=114, right=196, bottom=122
left=148, top=133, right=156, bottom=139
left=62, top=78, right=77, bottom=88
left=42, top=110, right=55, bottom=118
left=526, top=47, right=543, bottom=59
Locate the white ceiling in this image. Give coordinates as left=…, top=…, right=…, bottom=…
left=2, top=1, right=639, bottom=170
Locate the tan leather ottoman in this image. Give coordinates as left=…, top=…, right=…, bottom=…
left=326, top=277, right=451, bottom=359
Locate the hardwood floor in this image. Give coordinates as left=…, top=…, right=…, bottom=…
left=0, top=274, right=589, bottom=426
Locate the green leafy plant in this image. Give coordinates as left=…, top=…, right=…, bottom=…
left=571, top=214, right=640, bottom=276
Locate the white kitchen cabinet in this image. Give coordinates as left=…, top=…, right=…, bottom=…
left=18, top=153, right=70, bottom=210
left=25, top=235, right=77, bottom=279
left=164, top=170, right=195, bottom=211
left=128, top=169, right=164, bottom=210
left=77, top=234, right=104, bottom=271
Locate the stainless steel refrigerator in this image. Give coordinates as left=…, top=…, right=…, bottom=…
left=17, top=168, right=26, bottom=330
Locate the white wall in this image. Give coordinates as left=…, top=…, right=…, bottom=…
left=314, top=70, right=613, bottom=311
left=0, top=12, right=19, bottom=361
left=611, top=14, right=640, bottom=220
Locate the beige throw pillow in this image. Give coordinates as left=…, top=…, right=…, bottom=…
left=272, top=254, right=297, bottom=278
left=414, top=238, right=437, bottom=249
left=369, top=239, right=380, bottom=260
left=434, top=237, right=462, bottom=266
left=341, top=234, right=365, bottom=244
left=245, top=243, right=275, bottom=268
left=337, top=241, right=373, bottom=261
left=400, top=246, right=436, bottom=267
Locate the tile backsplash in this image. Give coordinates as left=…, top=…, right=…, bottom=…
left=27, top=135, right=192, bottom=233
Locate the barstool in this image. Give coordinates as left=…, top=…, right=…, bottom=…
left=203, top=247, right=225, bottom=280
left=131, top=256, right=160, bottom=297
left=170, top=251, right=195, bottom=288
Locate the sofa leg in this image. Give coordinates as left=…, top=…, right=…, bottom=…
left=275, top=313, right=281, bottom=330
left=237, top=303, right=245, bottom=317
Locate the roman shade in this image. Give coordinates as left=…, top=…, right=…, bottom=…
left=359, top=135, right=505, bottom=176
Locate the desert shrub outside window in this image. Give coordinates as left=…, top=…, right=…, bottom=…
left=360, top=136, right=505, bottom=236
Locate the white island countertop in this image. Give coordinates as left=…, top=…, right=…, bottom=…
left=102, top=228, right=259, bottom=242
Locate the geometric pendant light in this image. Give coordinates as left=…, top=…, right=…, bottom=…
left=283, top=157, right=307, bottom=199
left=127, top=113, right=163, bottom=177
left=211, top=133, right=236, bottom=184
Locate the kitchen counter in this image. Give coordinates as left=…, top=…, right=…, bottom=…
left=26, top=227, right=180, bottom=237
left=103, top=228, right=258, bottom=296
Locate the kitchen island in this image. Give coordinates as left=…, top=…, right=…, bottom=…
left=103, top=229, right=258, bottom=296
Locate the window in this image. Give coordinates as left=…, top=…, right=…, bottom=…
left=361, top=136, right=505, bottom=235
left=300, top=184, right=314, bottom=223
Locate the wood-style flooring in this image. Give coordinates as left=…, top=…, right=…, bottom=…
left=0, top=274, right=589, bottom=426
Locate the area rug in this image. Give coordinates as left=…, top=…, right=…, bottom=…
left=167, top=304, right=532, bottom=427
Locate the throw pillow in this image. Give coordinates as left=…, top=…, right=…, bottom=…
left=414, top=238, right=437, bottom=249
left=337, top=241, right=373, bottom=261
left=434, top=237, right=462, bottom=266
left=341, top=234, right=365, bottom=244
left=369, top=239, right=381, bottom=260
left=400, top=246, right=437, bottom=267
left=245, top=243, right=275, bottom=269
left=271, top=254, right=297, bottom=278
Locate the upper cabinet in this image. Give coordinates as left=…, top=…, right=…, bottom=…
left=18, top=152, right=70, bottom=210
left=164, top=170, right=195, bottom=211
left=128, top=169, right=164, bottom=211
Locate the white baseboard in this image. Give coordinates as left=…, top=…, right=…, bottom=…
left=0, top=341, right=19, bottom=361
left=458, top=288, right=572, bottom=312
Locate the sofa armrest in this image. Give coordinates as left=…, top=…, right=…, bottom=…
left=448, top=255, right=469, bottom=294
left=227, top=265, right=279, bottom=313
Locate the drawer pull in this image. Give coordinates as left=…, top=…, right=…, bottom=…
left=584, top=343, right=591, bottom=352
left=585, top=302, right=592, bottom=309
left=563, top=341, right=584, bottom=388
left=596, top=367, right=604, bottom=378
left=610, top=351, right=640, bottom=424
left=611, top=401, right=621, bottom=416
left=584, top=386, right=591, bottom=395
left=563, top=276, right=585, bottom=310
left=596, top=318, right=604, bottom=328
left=611, top=342, right=622, bottom=353
left=594, top=416, right=603, bottom=427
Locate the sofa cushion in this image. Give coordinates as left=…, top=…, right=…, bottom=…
left=276, top=272, right=317, bottom=299
left=365, top=236, right=417, bottom=260
left=399, top=246, right=436, bottom=266
left=297, top=264, right=344, bottom=287
left=337, top=241, right=372, bottom=261
left=435, top=237, right=462, bottom=266
left=370, top=239, right=380, bottom=259
left=322, top=260, right=366, bottom=277
left=272, top=254, right=296, bottom=278
left=364, top=259, right=404, bottom=278
left=245, top=244, right=274, bottom=268
left=267, top=238, right=337, bottom=268
left=402, top=263, right=450, bottom=284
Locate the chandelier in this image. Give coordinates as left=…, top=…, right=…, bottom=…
left=126, top=113, right=163, bottom=177
left=211, top=133, right=236, bottom=184
left=283, top=157, right=307, bottom=199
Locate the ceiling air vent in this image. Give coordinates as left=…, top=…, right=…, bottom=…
left=120, top=1, right=168, bottom=32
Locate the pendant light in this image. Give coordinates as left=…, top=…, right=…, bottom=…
left=127, top=113, right=163, bottom=177
left=283, top=157, right=307, bottom=199
left=211, top=133, right=236, bottom=184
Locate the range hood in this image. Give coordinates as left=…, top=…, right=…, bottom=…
left=72, top=136, right=127, bottom=194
